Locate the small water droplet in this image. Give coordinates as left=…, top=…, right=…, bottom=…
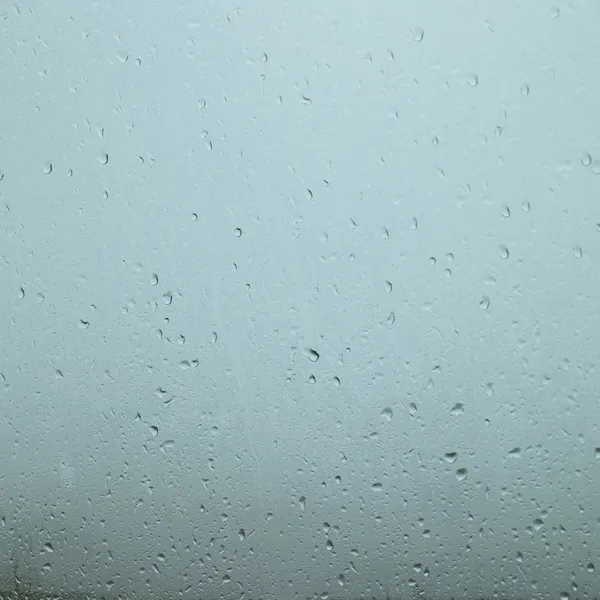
left=521, top=200, right=531, bottom=212
left=308, top=349, right=319, bottom=362
left=238, top=529, right=245, bottom=541
left=451, top=403, right=464, bottom=416
left=428, top=256, right=436, bottom=266
left=337, top=574, right=345, bottom=587
left=573, top=246, right=583, bottom=259
left=520, top=83, right=530, bottom=96
left=163, top=292, right=173, bottom=305
left=412, top=27, right=424, bottom=42
left=98, top=153, right=109, bottom=165
left=43, top=161, right=53, bottom=174
left=381, top=407, right=393, bottom=421
left=18, top=287, right=25, bottom=299
left=581, top=152, right=592, bottom=167
left=372, top=482, right=383, bottom=492
left=444, top=452, right=457, bottom=463
left=456, top=468, right=468, bottom=481
left=587, top=563, right=595, bottom=573
left=533, top=518, right=544, bottom=531
left=411, top=217, right=418, bottom=230
left=326, top=539, right=334, bottom=551
left=150, top=273, right=159, bottom=285
left=308, top=374, right=316, bottom=384
left=499, top=245, right=509, bottom=259
left=261, top=52, right=268, bottom=62
left=508, top=447, right=521, bottom=458
left=432, top=136, right=439, bottom=146
left=387, top=312, right=396, bottom=325
left=501, top=205, right=511, bottom=218
left=78, top=319, right=90, bottom=329
left=479, top=295, right=490, bottom=310
left=44, top=543, right=54, bottom=552
left=333, top=376, right=341, bottom=386
left=150, top=426, right=158, bottom=436
left=384, top=280, right=393, bottom=293
left=409, top=402, right=417, bottom=415
left=233, top=227, right=242, bottom=237
left=466, top=73, right=479, bottom=87
left=299, top=495, right=306, bottom=511
left=549, top=6, right=560, bottom=19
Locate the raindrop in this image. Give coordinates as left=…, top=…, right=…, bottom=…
left=233, top=227, right=242, bottom=237
left=533, top=518, right=544, bottom=531
left=587, top=563, right=595, bottom=573
left=508, top=447, right=521, bottom=458
left=499, top=245, right=509, bottom=259
left=372, top=482, right=383, bottom=492
left=549, top=6, right=560, bottom=19
left=466, top=73, right=479, bottom=87
left=451, top=403, right=464, bottom=415
left=337, top=574, right=345, bottom=587
left=308, top=375, right=316, bottom=384
left=412, top=27, right=424, bottom=42
left=18, top=287, right=25, bottom=299
left=500, top=205, right=511, bottom=218
left=456, top=468, right=468, bottom=481
left=326, top=540, right=334, bottom=551
left=43, top=161, right=53, bottom=174
left=479, top=295, right=490, bottom=310
left=163, top=292, right=173, bottom=305
left=261, top=52, right=268, bottom=62
left=581, top=152, right=592, bottom=167
left=381, top=407, right=393, bottom=421
left=409, top=402, right=417, bottom=415
left=573, top=246, right=583, bottom=259
left=150, top=426, right=158, bottom=436
left=521, top=200, right=531, bottom=212
left=299, top=496, right=306, bottom=511
left=432, top=136, right=439, bottom=146
left=384, top=280, right=393, bottom=293
left=444, top=452, right=457, bottom=463
left=78, top=319, right=90, bottom=329
left=308, top=349, right=319, bottom=362
left=560, top=593, right=569, bottom=600
left=333, top=376, right=341, bottom=386
left=98, top=153, right=109, bottom=165
left=429, top=256, right=436, bottom=266
left=520, top=84, right=530, bottom=96
left=411, top=217, right=418, bottom=230
left=44, top=543, right=54, bottom=552
left=150, top=273, right=159, bottom=285
left=238, top=529, right=245, bottom=541
left=387, top=312, right=396, bottom=325
left=595, top=447, right=600, bottom=460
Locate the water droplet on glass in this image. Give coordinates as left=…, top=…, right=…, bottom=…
left=261, top=52, right=268, bottom=62
left=98, top=153, right=109, bottom=165
left=78, top=319, right=90, bottom=329
left=337, top=574, right=345, bottom=587
left=581, top=152, right=592, bottom=167
left=299, top=496, right=306, bottom=511
left=521, top=200, right=531, bottom=212
left=333, top=376, right=341, bottom=386
left=150, top=273, right=159, bottom=286
left=18, top=287, right=25, bottom=299
left=549, top=6, right=560, bottom=19
left=520, top=83, right=530, bottom=96
left=456, top=468, right=468, bottom=481
left=44, top=543, right=54, bottom=552
left=533, top=518, right=544, bottom=531
left=587, top=563, right=595, bottom=573
left=372, top=482, right=383, bottom=492
left=409, top=402, right=417, bottom=415
left=451, top=403, right=464, bottom=416
left=429, top=256, right=436, bottom=266
left=308, top=374, right=316, bottom=384
left=150, top=426, right=158, bottom=436
left=444, top=452, right=457, bottom=463
left=326, top=539, right=334, bottom=551
left=387, top=312, right=396, bottom=325
left=432, top=136, right=439, bottom=146
left=381, top=407, right=393, bottom=421
left=43, top=161, right=53, bottom=174
left=466, top=73, right=479, bottom=87
left=411, top=217, right=418, bottom=230
left=500, top=205, right=511, bottom=218
left=479, top=295, right=490, bottom=310
left=163, top=292, right=173, bottom=305
left=560, top=593, right=569, bottom=600
left=384, top=280, right=393, bottom=293
left=499, top=245, right=509, bottom=259
left=238, top=529, right=245, bottom=541
left=573, top=246, right=583, bottom=259
left=308, top=349, right=319, bottom=362
left=233, top=227, right=242, bottom=237
left=412, top=27, right=424, bottom=42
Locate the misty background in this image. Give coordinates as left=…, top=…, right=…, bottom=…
left=1, top=0, right=600, bottom=599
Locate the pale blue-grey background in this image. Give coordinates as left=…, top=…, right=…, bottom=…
left=1, top=1, right=600, bottom=599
